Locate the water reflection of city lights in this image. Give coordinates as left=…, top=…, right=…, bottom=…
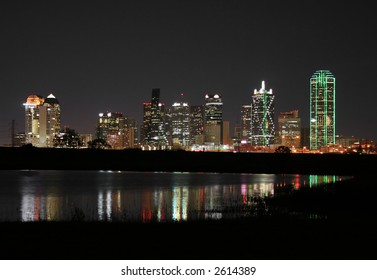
left=98, top=192, right=103, bottom=220
left=11, top=172, right=350, bottom=223
left=106, top=191, right=112, bottom=221
left=172, top=187, right=188, bottom=221
left=21, top=194, right=35, bottom=222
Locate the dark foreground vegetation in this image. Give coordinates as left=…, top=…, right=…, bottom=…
left=1, top=175, right=377, bottom=260
left=1, top=146, right=377, bottom=175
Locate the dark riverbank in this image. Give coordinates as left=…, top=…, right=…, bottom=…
left=1, top=176, right=376, bottom=260
left=1, top=147, right=376, bottom=175
left=2, top=216, right=376, bottom=260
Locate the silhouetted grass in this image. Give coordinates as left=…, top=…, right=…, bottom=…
left=265, top=175, right=377, bottom=219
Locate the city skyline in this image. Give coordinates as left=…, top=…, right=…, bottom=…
left=7, top=72, right=376, bottom=148
left=1, top=1, right=377, bottom=144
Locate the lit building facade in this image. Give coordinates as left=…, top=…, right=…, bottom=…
left=23, top=93, right=60, bottom=147
left=79, top=134, right=93, bottom=148
left=278, top=110, right=301, bottom=148
left=171, top=100, right=190, bottom=148
left=96, top=112, right=125, bottom=149
left=251, top=81, right=275, bottom=146
left=241, top=105, right=252, bottom=144
left=24, top=94, right=44, bottom=146
left=336, top=135, right=356, bottom=148
left=222, top=120, right=230, bottom=146
left=189, top=105, right=204, bottom=145
left=164, top=107, right=172, bottom=146
left=310, top=70, right=336, bottom=150
left=96, top=113, right=138, bottom=149
left=124, top=117, right=139, bottom=148
left=14, top=133, right=26, bottom=147
left=144, top=88, right=168, bottom=148
left=39, top=94, right=61, bottom=147
left=233, top=123, right=242, bottom=145
left=141, top=102, right=152, bottom=145
left=204, top=94, right=223, bottom=145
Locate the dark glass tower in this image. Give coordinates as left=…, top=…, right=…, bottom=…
left=145, top=88, right=167, bottom=148
left=190, top=105, right=204, bottom=145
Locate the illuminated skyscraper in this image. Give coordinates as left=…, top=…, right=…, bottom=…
left=241, top=105, right=252, bottom=144
left=278, top=110, right=301, bottom=148
left=96, top=112, right=138, bottom=149
left=145, top=88, right=168, bottom=148
left=310, top=70, right=336, bottom=150
left=171, top=94, right=190, bottom=148
left=190, top=105, right=204, bottom=145
left=141, top=102, right=152, bottom=145
left=204, top=94, right=223, bottom=145
left=222, top=120, right=230, bottom=146
left=24, top=94, right=44, bottom=146
left=164, top=107, right=172, bottom=146
left=124, top=117, right=139, bottom=148
left=251, top=81, right=275, bottom=146
left=96, top=112, right=125, bottom=149
left=39, top=94, right=61, bottom=147
left=23, top=93, right=60, bottom=147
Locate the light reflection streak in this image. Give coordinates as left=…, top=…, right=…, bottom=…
left=98, top=191, right=103, bottom=220
left=106, top=190, right=112, bottom=221
left=21, top=194, right=35, bottom=222
left=172, top=187, right=182, bottom=221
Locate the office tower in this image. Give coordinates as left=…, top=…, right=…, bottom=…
left=145, top=88, right=167, bottom=148
left=164, top=107, right=172, bottom=146
left=310, top=70, right=336, bottom=150
left=300, top=127, right=310, bottom=149
left=241, top=105, right=252, bottom=144
left=190, top=105, right=204, bottom=145
left=39, top=94, right=61, bottom=147
left=141, top=102, right=152, bottom=145
left=204, top=94, right=223, bottom=145
left=222, top=120, right=230, bottom=146
left=96, top=112, right=125, bottom=149
left=278, top=110, right=301, bottom=148
left=24, top=94, right=44, bottom=146
left=251, top=81, right=275, bottom=146
left=23, top=93, right=60, bottom=147
left=142, top=101, right=167, bottom=146
left=124, top=117, right=139, bottom=148
left=233, top=123, right=242, bottom=145
left=171, top=97, right=190, bottom=148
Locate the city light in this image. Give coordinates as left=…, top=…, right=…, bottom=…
left=13, top=72, right=375, bottom=153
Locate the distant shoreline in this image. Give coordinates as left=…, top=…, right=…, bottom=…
left=1, top=147, right=376, bottom=175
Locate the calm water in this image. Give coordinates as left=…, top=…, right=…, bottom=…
left=0, top=170, right=349, bottom=222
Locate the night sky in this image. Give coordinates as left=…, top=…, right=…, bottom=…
left=1, top=0, right=376, bottom=145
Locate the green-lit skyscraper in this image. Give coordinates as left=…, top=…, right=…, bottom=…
left=310, top=70, right=336, bottom=150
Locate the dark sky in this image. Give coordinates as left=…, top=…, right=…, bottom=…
left=1, top=0, right=376, bottom=144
